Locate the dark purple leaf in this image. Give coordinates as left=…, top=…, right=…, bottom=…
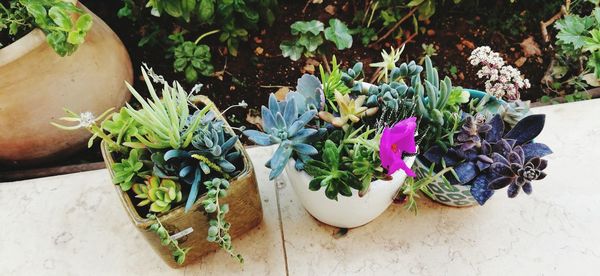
left=507, top=183, right=520, bottom=198
left=471, top=174, right=495, bottom=205
left=476, top=160, right=490, bottom=171
left=486, top=114, right=504, bottom=142
left=492, top=163, right=513, bottom=177
left=505, top=114, right=546, bottom=145
left=423, top=146, right=444, bottom=163
left=522, top=182, right=533, bottom=195
left=454, top=161, right=478, bottom=184
left=521, top=143, right=553, bottom=160
left=488, top=176, right=513, bottom=189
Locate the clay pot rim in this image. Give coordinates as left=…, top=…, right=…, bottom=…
left=0, top=0, right=80, bottom=67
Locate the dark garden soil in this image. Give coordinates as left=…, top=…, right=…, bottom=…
left=1, top=0, right=569, bottom=179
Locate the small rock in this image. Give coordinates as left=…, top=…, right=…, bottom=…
left=461, top=39, right=475, bottom=49
left=520, top=36, right=542, bottom=57
left=514, top=57, right=527, bottom=67
left=325, top=5, right=335, bottom=15
left=275, top=87, right=290, bottom=101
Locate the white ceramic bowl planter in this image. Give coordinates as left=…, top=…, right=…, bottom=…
left=285, top=156, right=416, bottom=228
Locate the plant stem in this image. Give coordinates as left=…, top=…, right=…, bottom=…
left=194, top=29, right=220, bottom=45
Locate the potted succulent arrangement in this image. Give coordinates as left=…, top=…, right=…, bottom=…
left=243, top=54, right=426, bottom=228
left=53, top=66, right=263, bottom=267
left=414, top=46, right=553, bottom=207
left=0, top=0, right=132, bottom=165
left=244, top=45, right=554, bottom=227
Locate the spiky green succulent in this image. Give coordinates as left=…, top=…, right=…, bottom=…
left=243, top=93, right=320, bottom=179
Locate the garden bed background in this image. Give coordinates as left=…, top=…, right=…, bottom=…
left=0, top=0, right=592, bottom=181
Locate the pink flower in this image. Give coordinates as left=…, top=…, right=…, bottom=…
left=379, top=117, right=417, bottom=177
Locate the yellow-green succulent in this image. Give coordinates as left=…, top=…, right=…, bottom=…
left=318, top=91, right=378, bottom=128
left=133, top=176, right=183, bottom=213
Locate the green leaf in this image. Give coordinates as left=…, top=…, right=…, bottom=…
left=407, top=0, right=426, bottom=7
left=322, top=140, right=339, bottom=169
left=46, top=31, right=68, bottom=56
left=67, top=31, right=85, bottom=45
left=198, top=0, right=215, bottom=22
left=48, top=6, right=72, bottom=29
left=308, top=177, right=324, bottom=191
left=290, top=20, right=324, bottom=36
left=297, top=33, right=323, bottom=52
left=24, top=3, right=47, bottom=26
left=556, top=15, right=592, bottom=50
left=280, top=40, right=304, bottom=61
left=324, top=19, right=353, bottom=50
left=185, top=66, right=198, bottom=82
left=76, top=14, right=93, bottom=32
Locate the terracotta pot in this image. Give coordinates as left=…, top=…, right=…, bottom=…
left=0, top=2, right=132, bottom=166
left=285, top=157, right=416, bottom=228
left=101, top=96, right=263, bottom=268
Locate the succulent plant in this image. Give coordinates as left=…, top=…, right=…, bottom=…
left=365, top=82, right=413, bottom=110
left=415, top=58, right=453, bottom=127
left=305, top=140, right=362, bottom=200
left=112, top=149, right=149, bottom=191
left=488, top=149, right=548, bottom=198
left=320, top=56, right=351, bottom=102
left=191, top=117, right=241, bottom=174
left=133, top=176, right=183, bottom=213
left=498, top=100, right=531, bottom=128
left=289, top=74, right=325, bottom=113
left=147, top=214, right=190, bottom=265
left=370, top=46, right=403, bottom=83
left=101, top=107, right=146, bottom=148
left=318, top=91, right=378, bottom=128
left=159, top=116, right=241, bottom=212
left=456, top=114, right=493, bottom=151
left=201, top=178, right=243, bottom=263
left=422, top=113, right=553, bottom=205
left=124, top=67, right=213, bottom=150
left=243, top=93, right=320, bottom=179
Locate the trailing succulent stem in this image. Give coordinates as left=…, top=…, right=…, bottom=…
left=202, top=178, right=243, bottom=263
left=147, top=214, right=191, bottom=265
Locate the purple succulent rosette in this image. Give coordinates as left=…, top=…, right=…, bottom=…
left=421, top=113, right=553, bottom=205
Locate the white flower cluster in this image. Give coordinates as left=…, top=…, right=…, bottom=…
left=469, top=46, right=530, bottom=100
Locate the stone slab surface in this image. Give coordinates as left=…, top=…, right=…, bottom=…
left=0, top=147, right=285, bottom=276
left=277, top=99, right=600, bottom=275
left=1, top=99, right=600, bottom=275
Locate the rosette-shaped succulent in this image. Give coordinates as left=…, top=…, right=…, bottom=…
left=243, top=94, right=320, bottom=179
left=499, top=100, right=531, bottom=128
left=488, top=148, right=547, bottom=198
left=456, top=114, right=493, bottom=151
left=318, top=91, right=378, bottom=128
left=133, top=176, right=183, bottom=213
left=153, top=113, right=242, bottom=212
left=191, top=119, right=240, bottom=174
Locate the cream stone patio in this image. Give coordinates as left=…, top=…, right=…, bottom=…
left=1, top=99, right=599, bottom=275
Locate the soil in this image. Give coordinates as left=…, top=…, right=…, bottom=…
left=0, top=0, right=572, bottom=178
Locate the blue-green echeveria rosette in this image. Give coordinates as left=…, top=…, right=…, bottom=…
left=243, top=93, right=320, bottom=180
